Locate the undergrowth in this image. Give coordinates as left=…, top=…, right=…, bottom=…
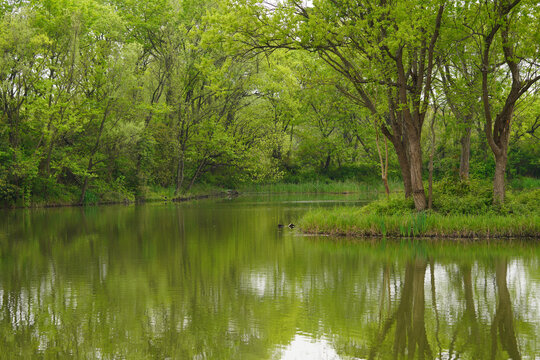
left=239, top=180, right=401, bottom=194
left=360, top=178, right=540, bottom=216
left=299, top=178, right=540, bottom=238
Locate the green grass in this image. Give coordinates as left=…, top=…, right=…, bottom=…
left=508, top=176, right=540, bottom=190
left=299, top=208, right=540, bottom=238
left=239, top=179, right=401, bottom=194
left=299, top=180, right=540, bottom=238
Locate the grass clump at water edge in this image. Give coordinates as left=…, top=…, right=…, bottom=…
left=299, top=180, right=540, bottom=238
left=299, top=208, right=540, bottom=238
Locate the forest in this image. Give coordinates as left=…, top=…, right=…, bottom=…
left=1, top=0, right=539, bottom=210
left=2, top=1, right=540, bottom=357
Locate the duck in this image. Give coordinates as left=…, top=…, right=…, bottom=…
left=288, top=223, right=295, bottom=229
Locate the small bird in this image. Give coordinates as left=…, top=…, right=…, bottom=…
left=277, top=224, right=285, bottom=228
left=288, top=223, right=295, bottom=229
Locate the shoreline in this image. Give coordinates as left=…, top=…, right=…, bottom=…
left=301, top=229, right=540, bottom=240
left=0, top=190, right=240, bottom=210
left=299, top=210, right=540, bottom=239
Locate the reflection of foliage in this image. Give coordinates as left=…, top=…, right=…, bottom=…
left=0, top=202, right=539, bottom=358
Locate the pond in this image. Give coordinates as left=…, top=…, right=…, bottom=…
left=0, top=194, right=539, bottom=359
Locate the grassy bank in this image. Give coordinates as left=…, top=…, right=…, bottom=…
left=1, top=183, right=234, bottom=208
left=300, top=209, right=540, bottom=238
left=2, top=179, right=384, bottom=208
left=239, top=179, right=401, bottom=194
left=299, top=180, right=540, bottom=238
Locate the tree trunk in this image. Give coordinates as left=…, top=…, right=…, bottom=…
left=459, top=126, right=471, bottom=180
left=396, top=145, right=412, bottom=198
left=383, top=129, right=412, bottom=198
left=493, top=151, right=507, bottom=204
left=323, top=154, right=331, bottom=171
left=185, top=158, right=206, bottom=194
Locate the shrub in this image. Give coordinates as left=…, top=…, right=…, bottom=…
left=356, top=179, right=539, bottom=216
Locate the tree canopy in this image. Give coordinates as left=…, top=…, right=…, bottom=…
left=0, top=0, right=539, bottom=208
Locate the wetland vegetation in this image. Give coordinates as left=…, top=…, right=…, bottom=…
left=301, top=179, right=540, bottom=238
left=1, top=0, right=539, bottom=215
left=1, top=0, right=540, bottom=358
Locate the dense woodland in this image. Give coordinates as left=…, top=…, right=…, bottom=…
left=0, top=0, right=539, bottom=209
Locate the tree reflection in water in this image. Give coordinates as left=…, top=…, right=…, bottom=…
left=367, top=256, right=525, bottom=360
left=0, top=202, right=537, bottom=359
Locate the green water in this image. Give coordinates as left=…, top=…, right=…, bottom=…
left=0, top=194, right=539, bottom=359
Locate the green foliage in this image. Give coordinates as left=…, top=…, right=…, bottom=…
left=0, top=0, right=539, bottom=208
left=509, top=176, right=540, bottom=190
left=359, top=195, right=415, bottom=215
left=239, top=180, right=388, bottom=194
left=431, top=178, right=494, bottom=215
left=506, top=189, right=540, bottom=215
left=358, top=178, right=539, bottom=217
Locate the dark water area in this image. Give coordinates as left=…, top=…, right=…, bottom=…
left=0, top=194, right=538, bottom=359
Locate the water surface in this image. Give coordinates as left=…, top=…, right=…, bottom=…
left=1, top=194, right=539, bottom=359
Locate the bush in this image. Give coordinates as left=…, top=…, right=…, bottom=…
left=359, top=194, right=415, bottom=215
left=0, top=176, right=18, bottom=206
left=357, top=178, right=539, bottom=216
left=506, top=188, right=540, bottom=215
left=431, top=178, right=493, bottom=215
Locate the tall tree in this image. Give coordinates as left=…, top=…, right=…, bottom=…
left=225, top=0, right=446, bottom=210
left=472, top=0, right=540, bottom=202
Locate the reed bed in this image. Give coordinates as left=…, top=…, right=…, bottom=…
left=299, top=207, right=540, bottom=238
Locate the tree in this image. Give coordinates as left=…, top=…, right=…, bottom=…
left=472, top=0, right=540, bottom=202
left=75, top=2, right=139, bottom=203
left=225, top=0, right=445, bottom=210
left=0, top=8, right=48, bottom=201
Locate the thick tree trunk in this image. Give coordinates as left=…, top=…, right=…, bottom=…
left=396, top=145, right=412, bottom=198
left=459, top=126, right=471, bottom=180
left=383, top=129, right=412, bottom=198
left=493, top=151, right=507, bottom=204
